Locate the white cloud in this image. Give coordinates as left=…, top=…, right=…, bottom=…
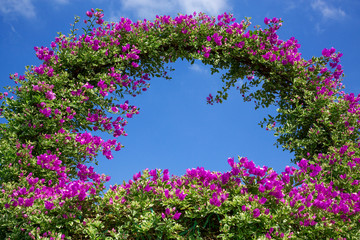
left=311, top=0, right=346, bottom=19
left=121, top=0, right=175, bottom=19
left=53, top=0, right=69, bottom=4
left=188, top=63, right=207, bottom=73
left=282, top=0, right=300, bottom=12
left=0, top=0, right=36, bottom=19
left=10, top=24, right=16, bottom=33
left=235, top=79, right=243, bottom=88
left=0, top=0, right=70, bottom=20
left=314, top=22, right=325, bottom=34
left=180, top=0, right=229, bottom=16
left=112, top=0, right=229, bottom=20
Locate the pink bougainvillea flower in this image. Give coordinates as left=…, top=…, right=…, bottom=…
left=173, top=211, right=181, bottom=220
left=264, top=17, right=271, bottom=25
left=253, top=208, right=261, bottom=218
left=259, top=197, right=267, bottom=205
left=86, top=11, right=93, bottom=18
left=165, top=208, right=170, bottom=215
left=44, top=201, right=54, bottom=210
left=45, top=91, right=56, bottom=100
left=131, top=62, right=139, bottom=68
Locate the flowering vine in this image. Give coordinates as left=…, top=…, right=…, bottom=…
left=0, top=8, right=359, bottom=239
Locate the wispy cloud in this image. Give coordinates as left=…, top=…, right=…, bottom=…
left=188, top=63, right=208, bottom=73
left=110, top=0, right=229, bottom=20
left=180, top=0, right=229, bottom=16
left=121, top=0, right=175, bottom=19
left=53, top=0, right=70, bottom=4
left=311, top=0, right=346, bottom=20
left=0, top=0, right=36, bottom=19
left=10, top=24, right=16, bottom=33
left=235, top=79, right=243, bottom=88
left=314, top=22, right=325, bottom=34
left=277, top=0, right=304, bottom=12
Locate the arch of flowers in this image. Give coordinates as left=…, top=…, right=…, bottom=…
left=0, top=8, right=359, bottom=239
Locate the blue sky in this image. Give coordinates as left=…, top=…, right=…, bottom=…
left=1, top=0, right=359, bottom=188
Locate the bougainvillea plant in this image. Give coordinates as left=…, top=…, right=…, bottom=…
left=0, top=8, right=359, bottom=239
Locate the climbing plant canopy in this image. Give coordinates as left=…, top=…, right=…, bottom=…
left=0, top=8, right=359, bottom=239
